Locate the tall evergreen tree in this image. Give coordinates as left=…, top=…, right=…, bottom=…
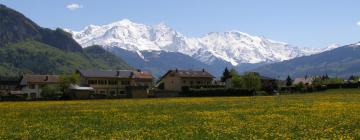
left=286, top=75, right=293, bottom=87
left=221, top=67, right=232, bottom=82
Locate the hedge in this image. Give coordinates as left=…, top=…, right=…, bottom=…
left=180, top=87, right=254, bottom=97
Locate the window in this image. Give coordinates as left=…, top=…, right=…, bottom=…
left=183, top=80, right=186, bottom=84
left=190, top=81, right=194, bottom=85
left=98, top=80, right=106, bottom=85
left=197, top=81, right=201, bottom=84
left=120, top=91, right=125, bottom=94
left=108, top=80, right=117, bottom=85
left=88, top=80, right=97, bottom=85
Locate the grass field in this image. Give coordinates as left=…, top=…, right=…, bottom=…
left=1, top=89, right=360, bottom=139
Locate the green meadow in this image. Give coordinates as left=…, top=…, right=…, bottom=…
left=1, top=89, right=360, bottom=139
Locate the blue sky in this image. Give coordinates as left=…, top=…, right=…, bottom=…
left=1, top=0, right=360, bottom=48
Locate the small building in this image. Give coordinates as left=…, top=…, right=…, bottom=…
left=156, top=69, right=214, bottom=92
left=68, top=85, right=94, bottom=99
left=294, top=77, right=315, bottom=85
left=76, top=69, right=153, bottom=98
left=19, top=75, right=59, bottom=99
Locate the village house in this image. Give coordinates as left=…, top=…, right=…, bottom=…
left=156, top=69, right=215, bottom=92
left=294, top=77, right=315, bottom=85
left=76, top=69, right=153, bottom=98
left=19, top=75, right=59, bottom=99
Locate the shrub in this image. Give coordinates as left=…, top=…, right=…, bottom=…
left=41, top=85, right=62, bottom=100
left=180, top=88, right=253, bottom=97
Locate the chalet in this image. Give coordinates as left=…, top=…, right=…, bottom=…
left=294, top=77, right=315, bottom=85
left=157, top=69, right=214, bottom=92
left=19, top=75, right=59, bottom=99
left=76, top=69, right=153, bottom=98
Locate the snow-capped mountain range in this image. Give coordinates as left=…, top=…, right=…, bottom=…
left=67, top=19, right=338, bottom=66
left=65, top=19, right=340, bottom=77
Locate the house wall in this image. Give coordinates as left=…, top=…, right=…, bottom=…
left=21, top=83, right=57, bottom=99
left=80, top=77, right=130, bottom=97
left=180, top=77, right=213, bottom=87
left=163, top=74, right=182, bottom=91
left=130, top=88, right=148, bottom=98
left=130, top=79, right=153, bottom=87
left=163, top=74, right=213, bottom=92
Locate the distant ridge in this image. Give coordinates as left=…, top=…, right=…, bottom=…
left=253, top=43, right=360, bottom=78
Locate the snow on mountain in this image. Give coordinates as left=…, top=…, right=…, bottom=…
left=67, top=19, right=333, bottom=66
left=322, top=44, right=341, bottom=51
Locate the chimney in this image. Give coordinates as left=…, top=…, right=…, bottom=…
left=202, top=68, right=205, bottom=72
left=175, top=68, right=178, bottom=72
left=44, top=75, right=48, bottom=81
left=130, top=71, right=134, bottom=78
left=116, top=71, right=120, bottom=76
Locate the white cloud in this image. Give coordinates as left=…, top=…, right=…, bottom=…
left=66, top=3, right=83, bottom=11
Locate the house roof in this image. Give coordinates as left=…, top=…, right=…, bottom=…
left=159, top=69, right=214, bottom=81
left=76, top=69, right=153, bottom=79
left=172, top=69, right=214, bottom=78
left=77, top=69, right=133, bottom=78
left=20, top=75, right=59, bottom=86
left=132, top=71, right=153, bottom=79
left=156, top=69, right=214, bottom=86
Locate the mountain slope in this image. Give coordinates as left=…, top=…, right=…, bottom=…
left=253, top=43, right=360, bottom=78
left=0, top=41, right=131, bottom=77
left=84, top=45, right=131, bottom=70
left=0, top=4, right=82, bottom=52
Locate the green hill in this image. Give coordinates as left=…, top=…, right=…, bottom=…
left=0, top=41, right=131, bottom=77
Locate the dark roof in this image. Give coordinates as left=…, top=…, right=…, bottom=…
left=174, top=70, right=214, bottom=78
left=20, top=75, right=59, bottom=86
left=77, top=69, right=133, bottom=78
left=159, top=69, right=214, bottom=82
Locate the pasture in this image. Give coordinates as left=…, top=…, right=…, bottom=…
left=0, top=89, right=360, bottom=139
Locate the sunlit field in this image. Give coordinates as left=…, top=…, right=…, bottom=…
left=1, top=89, right=360, bottom=139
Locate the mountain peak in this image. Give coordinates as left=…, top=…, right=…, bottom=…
left=111, top=19, right=134, bottom=25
